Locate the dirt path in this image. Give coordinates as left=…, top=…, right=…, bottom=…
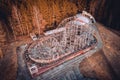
left=97, top=23, right=120, bottom=79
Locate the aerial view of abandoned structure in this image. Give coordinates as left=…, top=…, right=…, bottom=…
left=0, top=0, right=120, bottom=80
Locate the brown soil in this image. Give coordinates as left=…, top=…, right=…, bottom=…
left=0, top=23, right=120, bottom=80
left=80, top=23, right=120, bottom=80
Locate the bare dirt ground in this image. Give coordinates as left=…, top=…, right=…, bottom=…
left=0, top=23, right=120, bottom=80
left=80, top=23, right=120, bottom=80
left=97, top=23, right=120, bottom=79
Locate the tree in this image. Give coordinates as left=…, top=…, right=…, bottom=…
left=52, top=0, right=62, bottom=24
left=10, top=5, right=23, bottom=36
